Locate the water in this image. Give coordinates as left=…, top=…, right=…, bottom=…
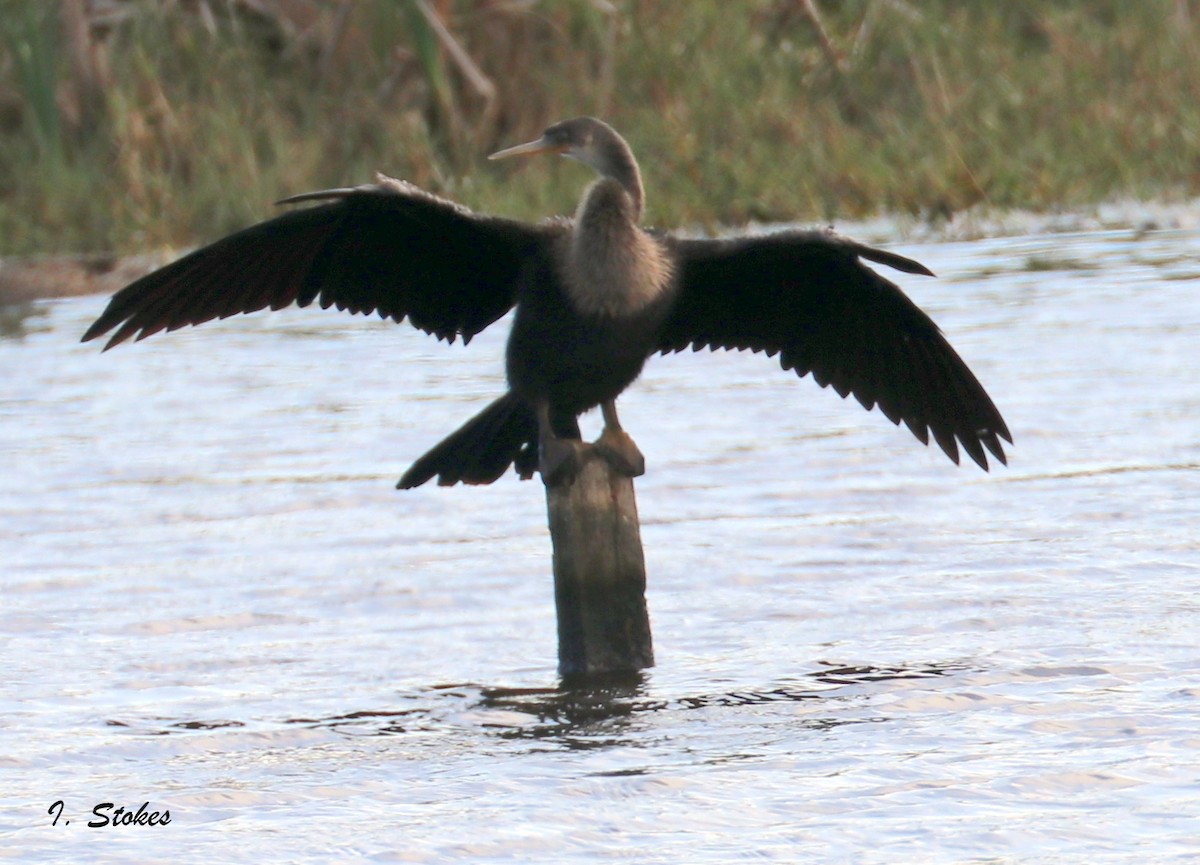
left=3, top=226, right=1198, bottom=863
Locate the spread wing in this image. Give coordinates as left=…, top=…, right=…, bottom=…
left=82, top=175, right=555, bottom=350
left=658, top=230, right=1011, bottom=469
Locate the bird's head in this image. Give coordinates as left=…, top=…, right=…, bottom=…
left=490, top=117, right=644, bottom=218
left=490, top=117, right=627, bottom=181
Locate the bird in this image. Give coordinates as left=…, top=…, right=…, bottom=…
left=82, top=116, right=1010, bottom=488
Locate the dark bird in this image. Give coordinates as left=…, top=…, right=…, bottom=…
left=82, top=117, right=1010, bottom=487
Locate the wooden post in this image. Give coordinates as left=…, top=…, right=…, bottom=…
left=545, top=448, right=653, bottom=678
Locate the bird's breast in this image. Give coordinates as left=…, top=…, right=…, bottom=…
left=562, top=215, right=674, bottom=319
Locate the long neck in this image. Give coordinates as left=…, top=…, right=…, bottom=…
left=565, top=178, right=672, bottom=317
left=574, top=177, right=638, bottom=234
left=573, top=121, right=645, bottom=222
left=600, top=139, right=644, bottom=222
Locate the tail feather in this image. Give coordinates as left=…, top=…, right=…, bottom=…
left=397, top=393, right=538, bottom=488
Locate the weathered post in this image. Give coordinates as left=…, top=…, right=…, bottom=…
left=545, top=448, right=653, bottom=678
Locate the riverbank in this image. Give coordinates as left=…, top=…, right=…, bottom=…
left=0, top=253, right=163, bottom=304
left=5, top=194, right=1199, bottom=307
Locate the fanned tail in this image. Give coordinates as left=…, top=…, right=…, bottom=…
left=397, top=393, right=539, bottom=488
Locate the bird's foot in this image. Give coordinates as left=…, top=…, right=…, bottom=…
left=593, top=427, right=645, bottom=478
left=539, top=438, right=588, bottom=488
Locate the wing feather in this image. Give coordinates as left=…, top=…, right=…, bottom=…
left=659, top=229, right=1011, bottom=469
left=82, top=176, right=553, bottom=350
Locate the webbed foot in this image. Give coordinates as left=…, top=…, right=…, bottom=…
left=594, top=427, right=645, bottom=478
left=540, top=437, right=588, bottom=487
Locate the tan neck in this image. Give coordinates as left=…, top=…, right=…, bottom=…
left=564, top=180, right=672, bottom=317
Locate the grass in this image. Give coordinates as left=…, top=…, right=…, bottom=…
left=1, top=0, right=1198, bottom=256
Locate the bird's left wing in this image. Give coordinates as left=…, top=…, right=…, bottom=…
left=657, top=230, right=1011, bottom=469
left=83, top=175, right=554, bottom=350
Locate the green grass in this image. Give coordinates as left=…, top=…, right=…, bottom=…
left=1, top=0, right=1198, bottom=256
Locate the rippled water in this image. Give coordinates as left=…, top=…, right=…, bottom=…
left=3, top=226, right=1198, bottom=863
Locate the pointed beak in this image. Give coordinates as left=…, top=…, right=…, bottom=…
left=488, top=135, right=566, bottom=161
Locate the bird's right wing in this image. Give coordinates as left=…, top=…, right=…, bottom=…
left=83, top=175, right=557, bottom=350
left=657, top=229, right=1011, bottom=470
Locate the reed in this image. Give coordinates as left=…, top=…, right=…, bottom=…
left=1, top=1, right=1197, bottom=256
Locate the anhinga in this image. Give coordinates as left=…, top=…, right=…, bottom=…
left=83, top=117, right=1010, bottom=487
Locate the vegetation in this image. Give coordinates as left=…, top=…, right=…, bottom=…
left=1, top=0, right=1198, bottom=256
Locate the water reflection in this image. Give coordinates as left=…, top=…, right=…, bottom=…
left=480, top=674, right=652, bottom=747
left=285, top=708, right=423, bottom=737
left=175, top=664, right=977, bottom=749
